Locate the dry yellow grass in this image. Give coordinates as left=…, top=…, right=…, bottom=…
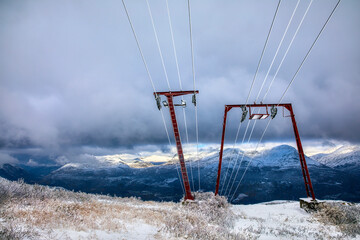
left=6, top=178, right=357, bottom=240
left=3, top=196, right=173, bottom=233
left=0, top=178, right=240, bottom=239
left=0, top=178, right=178, bottom=239
left=314, top=202, right=360, bottom=237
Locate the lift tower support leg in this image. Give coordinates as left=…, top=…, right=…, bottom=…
left=284, top=104, right=315, bottom=200
left=154, top=91, right=198, bottom=201
left=215, top=106, right=231, bottom=196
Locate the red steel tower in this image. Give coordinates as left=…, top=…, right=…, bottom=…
left=215, top=103, right=316, bottom=200
left=154, top=91, right=198, bottom=201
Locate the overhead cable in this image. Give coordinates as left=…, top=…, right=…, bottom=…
left=262, top=0, right=314, bottom=102
left=220, top=0, right=282, bottom=195
left=255, top=0, right=301, bottom=102
left=226, top=0, right=309, bottom=197
left=145, top=0, right=172, bottom=91
left=165, top=0, right=194, bottom=191
left=121, top=0, right=185, bottom=193
left=187, top=0, right=201, bottom=191
left=229, top=0, right=342, bottom=202
left=278, top=0, right=341, bottom=104
left=229, top=118, right=272, bottom=202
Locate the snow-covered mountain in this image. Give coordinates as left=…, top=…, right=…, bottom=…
left=95, top=154, right=155, bottom=168
left=199, top=144, right=322, bottom=172
left=250, top=145, right=322, bottom=168
left=312, top=145, right=360, bottom=168
left=0, top=164, right=32, bottom=181
left=1, top=144, right=360, bottom=204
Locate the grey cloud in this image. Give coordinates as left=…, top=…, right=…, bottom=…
left=0, top=153, right=19, bottom=166
left=0, top=0, right=359, bottom=157
left=54, top=154, right=100, bottom=166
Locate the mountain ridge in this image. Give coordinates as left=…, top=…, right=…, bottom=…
left=1, top=144, right=359, bottom=203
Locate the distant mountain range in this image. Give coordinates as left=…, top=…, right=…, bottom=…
left=312, top=145, right=360, bottom=173
left=1, top=144, right=359, bottom=204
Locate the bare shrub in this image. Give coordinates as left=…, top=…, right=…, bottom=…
left=163, top=192, right=243, bottom=240
left=315, top=202, right=360, bottom=237
left=0, top=185, right=10, bottom=205
left=0, top=176, right=171, bottom=238
left=0, top=177, right=94, bottom=204
left=0, top=220, right=37, bottom=240
left=2, top=177, right=247, bottom=239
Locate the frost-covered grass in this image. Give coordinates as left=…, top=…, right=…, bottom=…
left=315, top=202, right=360, bottom=237
left=0, top=178, right=239, bottom=239
left=0, top=178, right=168, bottom=239
left=231, top=201, right=348, bottom=240
left=0, top=177, right=359, bottom=239
left=163, top=192, right=242, bottom=240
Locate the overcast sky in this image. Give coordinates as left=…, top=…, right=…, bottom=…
left=0, top=0, right=359, bottom=158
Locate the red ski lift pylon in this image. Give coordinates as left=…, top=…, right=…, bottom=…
left=154, top=90, right=198, bottom=201
left=215, top=103, right=316, bottom=200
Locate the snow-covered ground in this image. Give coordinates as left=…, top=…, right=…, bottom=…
left=0, top=177, right=359, bottom=240
left=232, top=201, right=343, bottom=239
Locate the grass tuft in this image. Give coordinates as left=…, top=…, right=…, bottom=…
left=163, top=192, right=243, bottom=240
left=315, top=202, right=360, bottom=237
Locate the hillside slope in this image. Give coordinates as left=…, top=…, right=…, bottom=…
left=1, top=177, right=359, bottom=239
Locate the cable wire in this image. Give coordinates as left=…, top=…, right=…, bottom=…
left=220, top=0, right=282, bottom=195
left=225, top=117, right=258, bottom=197
left=229, top=118, right=272, bottom=202
left=169, top=153, right=185, bottom=195
left=262, top=0, right=313, bottom=102
left=161, top=110, right=185, bottom=194
left=187, top=0, right=201, bottom=191
left=229, top=0, right=341, bottom=202
left=146, top=0, right=172, bottom=91
left=255, top=0, right=300, bottom=102
left=121, top=0, right=184, bottom=193
left=146, top=0, right=194, bottom=192
left=225, top=0, right=304, bottom=197
left=247, top=0, right=282, bottom=104
left=121, top=0, right=157, bottom=93
left=165, top=0, right=194, bottom=191
left=222, top=119, right=251, bottom=195
left=165, top=0, right=182, bottom=91
left=278, top=0, right=341, bottom=104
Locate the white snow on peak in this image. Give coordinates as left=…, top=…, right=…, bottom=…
left=53, top=163, right=83, bottom=172
left=49, top=142, right=359, bottom=170
left=95, top=154, right=154, bottom=168
left=312, top=145, right=360, bottom=167
left=58, top=163, right=81, bottom=169
left=332, top=145, right=360, bottom=155
left=250, top=145, right=321, bottom=168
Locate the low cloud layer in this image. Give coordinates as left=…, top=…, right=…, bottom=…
left=0, top=0, right=359, bottom=156
left=0, top=153, right=19, bottom=166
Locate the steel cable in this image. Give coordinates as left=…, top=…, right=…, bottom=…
left=220, top=0, right=282, bottom=195
left=226, top=0, right=307, bottom=198
left=145, top=0, right=172, bottom=91
left=121, top=0, right=185, bottom=193
left=262, top=0, right=314, bottom=102
left=165, top=0, right=195, bottom=191
left=229, top=0, right=341, bottom=202
left=255, top=0, right=300, bottom=102
left=187, top=0, right=201, bottom=191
